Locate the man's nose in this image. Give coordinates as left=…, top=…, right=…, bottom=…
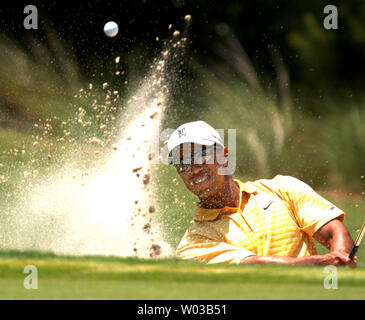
left=190, top=163, right=203, bottom=175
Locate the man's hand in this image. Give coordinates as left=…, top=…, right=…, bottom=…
left=319, top=250, right=357, bottom=267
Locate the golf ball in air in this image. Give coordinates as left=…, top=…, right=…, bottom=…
left=104, top=21, right=119, bottom=38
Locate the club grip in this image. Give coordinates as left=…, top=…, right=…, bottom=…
left=349, top=245, right=359, bottom=260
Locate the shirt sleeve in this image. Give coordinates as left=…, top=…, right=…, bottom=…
left=176, top=221, right=256, bottom=264
left=274, top=175, right=345, bottom=237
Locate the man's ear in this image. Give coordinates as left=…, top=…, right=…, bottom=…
left=218, top=145, right=235, bottom=175
left=223, top=146, right=229, bottom=168
left=216, top=146, right=228, bottom=168
left=223, top=146, right=229, bottom=156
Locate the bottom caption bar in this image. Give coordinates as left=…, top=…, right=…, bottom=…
left=137, top=303, right=227, bottom=317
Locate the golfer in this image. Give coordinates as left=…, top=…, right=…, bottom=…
left=167, top=121, right=356, bottom=266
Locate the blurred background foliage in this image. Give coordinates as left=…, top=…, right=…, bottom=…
left=0, top=0, right=364, bottom=195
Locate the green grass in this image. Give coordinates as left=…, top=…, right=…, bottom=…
left=3, top=279, right=365, bottom=300
left=0, top=250, right=364, bottom=299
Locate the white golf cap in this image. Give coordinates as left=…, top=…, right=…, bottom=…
left=167, top=120, right=224, bottom=154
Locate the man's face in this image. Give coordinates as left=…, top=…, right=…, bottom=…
left=171, top=143, right=228, bottom=198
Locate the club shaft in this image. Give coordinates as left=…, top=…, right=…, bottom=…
left=348, top=221, right=365, bottom=260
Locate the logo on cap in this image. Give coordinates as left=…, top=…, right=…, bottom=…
left=178, top=128, right=186, bottom=138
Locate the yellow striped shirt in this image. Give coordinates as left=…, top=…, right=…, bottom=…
left=176, top=175, right=345, bottom=264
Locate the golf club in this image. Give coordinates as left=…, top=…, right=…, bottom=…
left=349, top=221, right=365, bottom=260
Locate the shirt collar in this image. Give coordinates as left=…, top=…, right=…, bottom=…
left=193, top=179, right=256, bottom=222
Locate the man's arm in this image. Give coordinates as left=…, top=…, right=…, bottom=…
left=242, top=219, right=356, bottom=266
left=313, top=218, right=353, bottom=253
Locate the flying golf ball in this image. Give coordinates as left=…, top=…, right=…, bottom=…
left=104, top=21, right=119, bottom=38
